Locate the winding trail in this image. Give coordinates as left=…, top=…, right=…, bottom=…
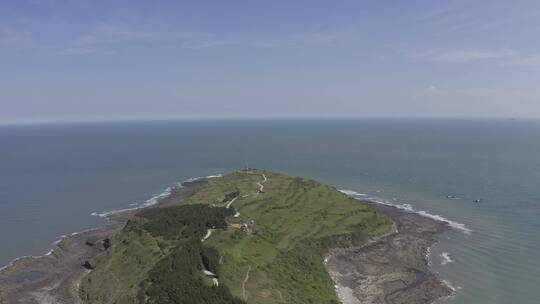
left=201, top=229, right=219, bottom=285
left=242, top=265, right=252, bottom=301
left=201, top=229, right=213, bottom=242
left=277, top=290, right=284, bottom=302
left=203, top=172, right=266, bottom=295
left=225, top=196, right=239, bottom=209
left=203, top=270, right=219, bottom=286
left=257, top=174, right=267, bottom=193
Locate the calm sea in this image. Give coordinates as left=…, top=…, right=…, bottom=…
left=1, top=119, right=539, bottom=303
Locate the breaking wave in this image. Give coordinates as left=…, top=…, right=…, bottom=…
left=441, top=252, right=454, bottom=265
left=339, top=189, right=472, bottom=235
left=91, top=174, right=222, bottom=218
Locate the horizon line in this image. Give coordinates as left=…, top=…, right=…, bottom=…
left=0, top=115, right=533, bottom=127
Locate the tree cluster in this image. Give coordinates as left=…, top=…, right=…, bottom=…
left=135, top=204, right=244, bottom=304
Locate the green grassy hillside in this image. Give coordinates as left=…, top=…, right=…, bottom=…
left=188, top=170, right=391, bottom=303
left=79, top=170, right=392, bottom=304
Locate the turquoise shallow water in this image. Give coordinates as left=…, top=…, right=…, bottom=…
left=1, top=119, right=539, bottom=303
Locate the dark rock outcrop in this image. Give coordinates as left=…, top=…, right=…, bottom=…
left=82, top=261, right=94, bottom=270
left=326, top=202, right=452, bottom=304
left=222, top=191, right=240, bottom=203
left=102, top=238, right=111, bottom=251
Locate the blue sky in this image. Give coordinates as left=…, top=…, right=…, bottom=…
left=1, top=0, right=540, bottom=123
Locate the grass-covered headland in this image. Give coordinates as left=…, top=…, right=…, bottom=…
left=79, top=169, right=392, bottom=304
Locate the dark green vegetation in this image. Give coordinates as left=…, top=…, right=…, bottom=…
left=144, top=240, right=243, bottom=304
left=80, top=205, right=244, bottom=304
left=79, top=170, right=392, bottom=304
left=139, top=204, right=230, bottom=240
left=138, top=205, right=243, bottom=304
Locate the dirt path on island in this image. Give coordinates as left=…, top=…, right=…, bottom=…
left=256, top=173, right=267, bottom=193
left=242, top=265, right=251, bottom=301
left=201, top=229, right=214, bottom=242
left=225, top=196, right=239, bottom=209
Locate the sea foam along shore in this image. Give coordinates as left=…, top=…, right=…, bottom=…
left=90, top=183, right=182, bottom=218
left=0, top=226, right=104, bottom=272
left=441, top=252, right=454, bottom=265
left=339, top=189, right=472, bottom=235
left=91, top=174, right=223, bottom=218
left=0, top=174, right=222, bottom=272
left=339, top=188, right=464, bottom=300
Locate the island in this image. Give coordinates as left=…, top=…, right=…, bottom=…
left=0, top=169, right=451, bottom=304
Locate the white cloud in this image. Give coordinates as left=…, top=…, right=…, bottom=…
left=424, top=85, right=440, bottom=94
left=418, top=49, right=515, bottom=63
left=0, top=19, right=241, bottom=56
left=0, top=26, right=35, bottom=50
left=51, top=47, right=116, bottom=55
left=419, top=85, right=538, bottom=99
left=412, top=85, right=540, bottom=117
left=509, top=54, right=540, bottom=70
left=178, top=40, right=237, bottom=49
left=414, top=48, right=540, bottom=71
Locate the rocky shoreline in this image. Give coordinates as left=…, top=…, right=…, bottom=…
left=1, top=177, right=452, bottom=304
left=0, top=179, right=207, bottom=304
left=325, top=201, right=453, bottom=304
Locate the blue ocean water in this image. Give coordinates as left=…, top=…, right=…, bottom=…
left=1, top=119, right=539, bottom=303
